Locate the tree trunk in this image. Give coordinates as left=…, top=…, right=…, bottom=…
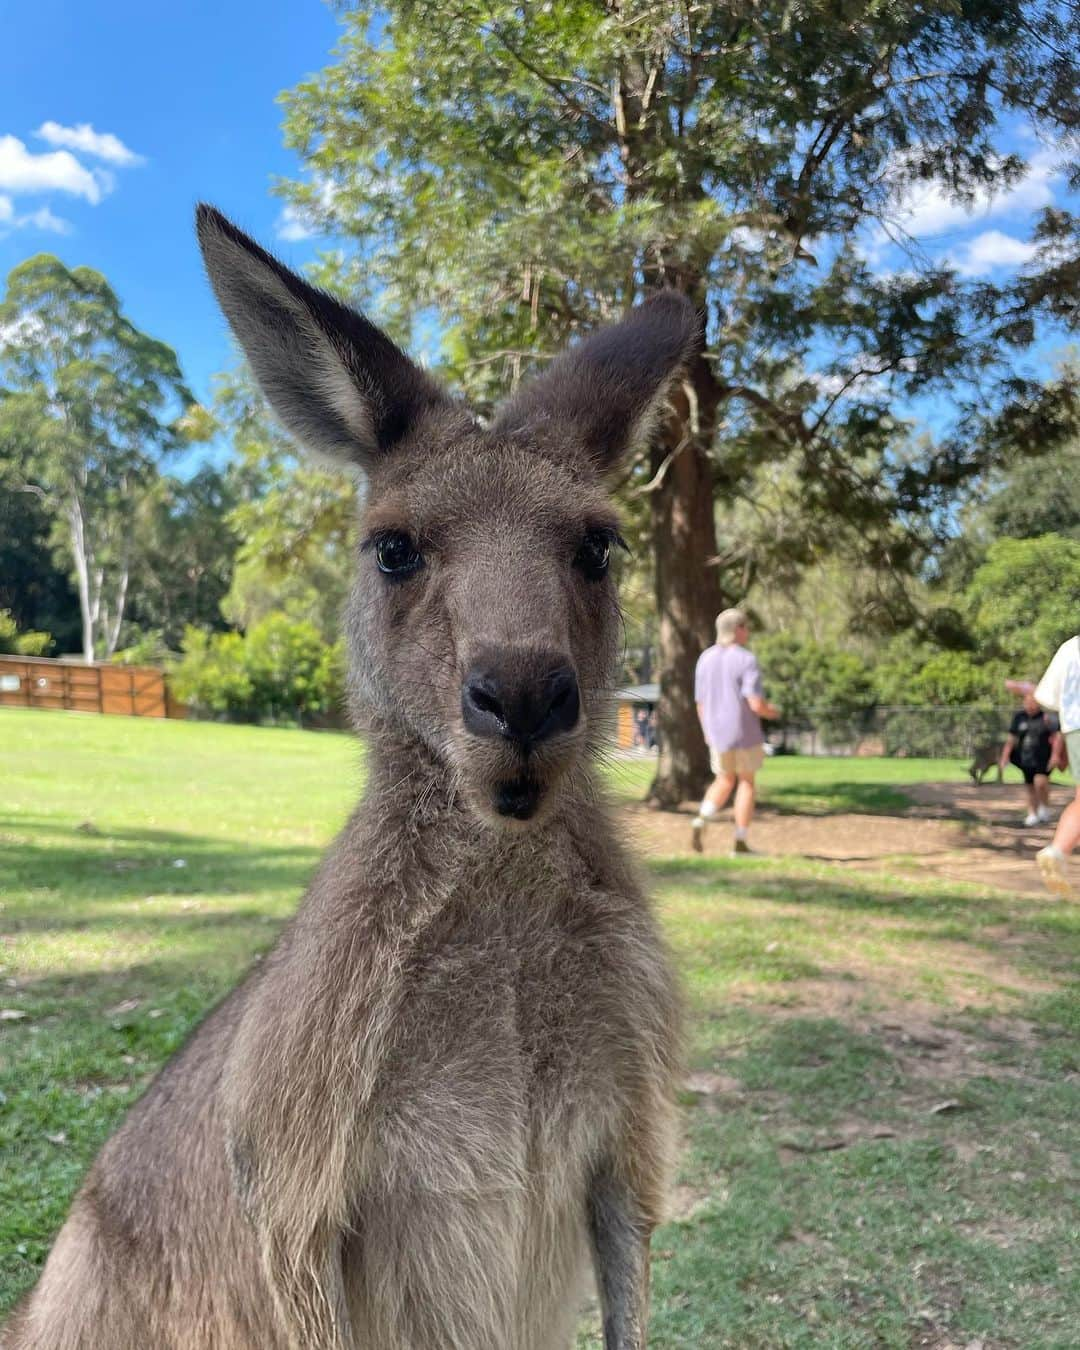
left=67, top=495, right=96, bottom=664
left=646, top=356, right=722, bottom=808
left=104, top=560, right=129, bottom=659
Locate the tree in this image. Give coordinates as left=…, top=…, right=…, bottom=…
left=966, top=534, right=1080, bottom=671
left=281, top=1, right=1080, bottom=802
left=0, top=256, right=196, bottom=661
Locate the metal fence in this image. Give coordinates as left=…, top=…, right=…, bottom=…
left=771, top=705, right=1012, bottom=760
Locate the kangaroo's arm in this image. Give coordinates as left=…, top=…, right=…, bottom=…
left=588, top=1165, right=654, bottom=1350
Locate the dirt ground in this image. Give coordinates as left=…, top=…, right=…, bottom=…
left=623, top=780, right=1078, bottom=897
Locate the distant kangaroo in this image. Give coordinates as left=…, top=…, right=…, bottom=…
left=2, top=207, right=692, bottom=1350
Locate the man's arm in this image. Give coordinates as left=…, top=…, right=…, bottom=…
left=747, top=693, right=779, bottom=721
left=999, top=734, right=1017, bottom=770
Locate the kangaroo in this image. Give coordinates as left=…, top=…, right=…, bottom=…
left=968, top=741, right=1003, bottom=786
left=2, top=207, right=693, bottom=1350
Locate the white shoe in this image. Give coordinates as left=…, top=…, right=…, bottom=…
left=1023, top=813, right=1040, bottom=827
left=1036, top=846, right=1073, bottom=898
left=1037, top=806, right=1052, bottom=824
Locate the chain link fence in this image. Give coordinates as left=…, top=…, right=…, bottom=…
left=770, top=705, right=1012, bottom=760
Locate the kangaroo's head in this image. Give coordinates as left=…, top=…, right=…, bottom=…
left=197, top=206, right=698, bottom=829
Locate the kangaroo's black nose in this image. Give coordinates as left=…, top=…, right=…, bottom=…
left=462, top=660, right=580, bottom=748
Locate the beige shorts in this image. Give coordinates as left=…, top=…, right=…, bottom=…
left=709, top=743, right=765, bottom=776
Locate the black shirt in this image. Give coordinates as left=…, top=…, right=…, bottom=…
left=1008, top=709, right=1059, bottom=770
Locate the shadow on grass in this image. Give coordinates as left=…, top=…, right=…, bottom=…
left=0, top=816, right=324, bottom=917
left=761, top=780, right=913, bottom=816
left=650, top=856, right=1080, bottom=951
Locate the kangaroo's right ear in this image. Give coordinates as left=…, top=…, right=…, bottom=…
left=196, top=204, right=450, bottom=469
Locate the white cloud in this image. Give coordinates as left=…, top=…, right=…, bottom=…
left=947, top=229, right=1037, bottom=277
left=0, top=134, right=103, bottom=203
left=275, top=203, right=318, bottom=242
left=19, top=205, right=73, bottom=234
left=0, top=191, right=72, bottom=235
left=35, top=121, right=145, bottom=167
left=885, top=146, right=1060, bottom=240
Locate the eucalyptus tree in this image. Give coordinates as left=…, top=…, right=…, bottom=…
left=281, top=0, right=1080, bottom=801
left=0, top=256, right=196, bottom=661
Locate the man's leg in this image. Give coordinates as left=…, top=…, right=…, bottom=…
left=1034, top=773, right=1051, bottom=821
left=691, top=765, right=735, bottom=853
left=731, top=774, right=756, bottom=854
left=1023, top=776, right=1039, bottom=825
left=1038, top=784, right=1080, bottom=896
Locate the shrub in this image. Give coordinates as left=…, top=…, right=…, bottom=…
left=171, top=619, right=345, bottom=725
left=171, top=627, right=254, bottom=719
left=243, top=613, right=332, bottom=722
left=0, top=608, right=52, bottom=657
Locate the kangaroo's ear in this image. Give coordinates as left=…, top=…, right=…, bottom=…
left=492, top=292, right=703, bottom=476
left=196, top=205, right=450, bottom=468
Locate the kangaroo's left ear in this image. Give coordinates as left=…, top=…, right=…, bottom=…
left=492, top=292, right=703, bottom=477
left=196, top=204, right=451, bottom=470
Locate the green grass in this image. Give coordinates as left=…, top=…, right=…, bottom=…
left=2, top=709, right=1077, bottom=1347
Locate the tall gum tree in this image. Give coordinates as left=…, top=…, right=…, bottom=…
left=0, top=257, right=196, bottom=662
left=280, top=0, right=1080, bottom=803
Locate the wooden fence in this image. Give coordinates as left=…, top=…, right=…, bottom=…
left=0, top=655, right=186, bottom=719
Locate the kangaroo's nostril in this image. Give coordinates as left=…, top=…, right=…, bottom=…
left=462, top=675, right=509, bottom=740
left=470, top=686, right=503, bottom=718
left=538, top=668, right=580, bottom=741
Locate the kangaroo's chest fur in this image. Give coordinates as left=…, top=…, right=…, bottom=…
left=332, top=804, right=678, bottom=1349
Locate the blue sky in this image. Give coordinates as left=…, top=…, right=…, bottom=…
left=1, top=0, right=342, bottom=420
left=2, top=3, right=1075, bottom=463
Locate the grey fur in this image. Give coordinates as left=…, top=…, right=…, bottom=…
left=1, top=208, right=697, bottom=1350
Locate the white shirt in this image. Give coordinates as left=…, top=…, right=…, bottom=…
left=1035, top=636, right=1080, bottom=734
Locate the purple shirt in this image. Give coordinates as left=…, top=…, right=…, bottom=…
left=694, top=644, right=764, bottom=751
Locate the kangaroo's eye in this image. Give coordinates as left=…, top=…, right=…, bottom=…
left=373, top=531, right=424, bottom=579
left=574, top=528, right=619, bottom=581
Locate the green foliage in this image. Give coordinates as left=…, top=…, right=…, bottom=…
left=756, top=633, right=874, bottom=733
left=213, top=367, right=354, bottom=645
left=873, top=644, right=1004, bottom=708
left=171, top=618, right=345, bottom=725
left=171, top=628, right=254, bottom=718
left=0, top=609, right=52, bottom=656
left=242, top=613, right=338, bottom=721
left=123, top=466, right=241, bottom=650
left=281, top=0, right=1080, bottom=595
left=966, top=534, right=1080, bottom=669
left=110, top=627, right=174, bottom=667
left=0, top=469, right=79, bottom=651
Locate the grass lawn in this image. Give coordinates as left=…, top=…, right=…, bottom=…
left=2, top=709, right=1077, bottom=1347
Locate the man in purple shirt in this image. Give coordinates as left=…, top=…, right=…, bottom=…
left=691, top=608, right=779, bottom=855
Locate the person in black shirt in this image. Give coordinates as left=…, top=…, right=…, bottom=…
left=999, top=689, right=1059, bottom=826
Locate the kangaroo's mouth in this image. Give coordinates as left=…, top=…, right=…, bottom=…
left=494, top=776, right=541, bottom=821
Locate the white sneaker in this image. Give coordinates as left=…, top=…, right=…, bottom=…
left=1023, top=812, right=1039, bottom=827
left=1037, top=806, right=1052, bottom=824
left=1036, top=846, right=1073, bottom=898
